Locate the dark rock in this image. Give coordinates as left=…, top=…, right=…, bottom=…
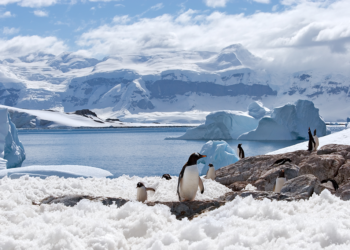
left=335, top=180, right=350, bottom=201
left=73, top=109, right=98, bottom=117
left=218, top=190, right=304, bottom=202
left=227, top=181, right=248, bottom=191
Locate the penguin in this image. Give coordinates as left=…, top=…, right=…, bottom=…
left=136, top=182, right=155, bottom=202
left=313, top=129, right=319, bottom=151
left=162, top=174, right=172, bottom=180
left=237, top=144, right=245, bottom=159
left=272, top=158, right=292, bottom=166
left=307, top=127, right=316, bottom=152
left=177, top=153, right=206, bottom=202
left=205, top=163, right=216, bottom=180
left=273, top=169, right=286, bottom=193
left=321, top=179, right=339, bottom=191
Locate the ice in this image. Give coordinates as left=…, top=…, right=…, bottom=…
left=0, top=108, right=25, bottom=168
left=248, top=101, right=270, bottom=119
left=239, top=100, right=326, bottom=140
left=198, top=141, right=239, bottom=175
left=174, top=111, right=258, bottom=140
left=0, top=176, right=349, bottom=249
left=0, top=165, right=113, bottom=179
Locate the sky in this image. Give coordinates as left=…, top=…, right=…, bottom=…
left=0, top=0, right=349, bottom=72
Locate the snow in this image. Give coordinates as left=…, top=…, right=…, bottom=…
left=0, top=165, right=113, bottom=179
left=0, top=108, right=25, bottom=168
left=248, top=101, right=270, bottom=119
left=198, top=141, right=239, bottom=176
left=174, top=111, right=258, bottom=140
left=239, top=100, right=326, bottom=140
left=267, top=126, right=350, bottom=155
left=0, top=176, right=349, bottom=249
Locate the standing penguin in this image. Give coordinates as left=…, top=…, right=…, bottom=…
left=308, top=128, right=316, bottom=152
left=177, top=153, right=206, bottom=202
left=237, top=144, right=245, bottom=159
left=313, top=129, right=319, bottom=151
left=205, top=163, right=216, bottom=180
left=136, top=182, right=155, bottom=202
left=273, top=169, right=286, bottom=193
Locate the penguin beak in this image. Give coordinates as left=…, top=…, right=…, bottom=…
left=200, top=155, right=207, bottom=158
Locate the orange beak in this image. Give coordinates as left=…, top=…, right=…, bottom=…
left=200, top=155, right=207, bottom=158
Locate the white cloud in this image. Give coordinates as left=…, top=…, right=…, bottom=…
left=0, top=10, right=13, bottom=17
left=33, top=9, right=48, bottom=16
left=204, top=0, right=229, bottom=8
left=76, top=0, right=350, bottom=73
left=113, top=15, right=130, bottom=24
left=3, top=27, right=20, bottom=34
left=0, top=0, right=58, bottom=8
left=253, top=0, right=270, bottom=3
left=150, top=3, right=163, bottom=11
left=0, top=35, right=67, bottom=58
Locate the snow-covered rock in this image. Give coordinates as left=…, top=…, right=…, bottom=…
left=239, top=100, right=326, bottom=140
left=198, top=141, right=239, bottom=176
left=174, top=111, right=258, bottom=140
left=0, top=108, right=25, bottom=168
left=248, top=101, right=270, bottom=119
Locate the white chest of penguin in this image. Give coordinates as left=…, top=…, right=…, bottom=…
left=137, top=186, right=147, bottom=202
left=206, top=167, right=216, bottom=180
left=180, top=165, right=199, bottom=200
left=275, top=178, right=286, bottom=193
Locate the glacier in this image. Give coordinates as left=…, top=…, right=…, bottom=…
left=239, top=100, right=326, bottom=140
left=0, top=108, right=26, bottom=168
left=174, top=111, right=258, bottom=140
left=198, top=141, right=239, bottom=176
left=248, top=101, right=270, bottom=119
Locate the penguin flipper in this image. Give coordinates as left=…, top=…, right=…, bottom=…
left=146, top=188, right=155, bottom=192
left=177, top=164, right=186, bottom=201
left=273, top=183, right=276, bottom=192
left=198, top=177, right=204, bottom=194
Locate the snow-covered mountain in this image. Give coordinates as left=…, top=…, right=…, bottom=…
left=1, top=44, right=350, bottom=121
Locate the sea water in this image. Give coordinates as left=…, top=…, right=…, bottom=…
left=19, top=128, right=301, bottom=178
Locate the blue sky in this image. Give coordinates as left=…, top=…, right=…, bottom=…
left=0, top=0, right=349, bottom=72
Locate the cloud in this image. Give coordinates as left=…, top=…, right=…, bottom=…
left=253, top=0, right=270, bottom=3
left=0, top=0, right=58, bottom=8
left=3, top=27, right=20, bottom=34
left=203, top=0, right=229, bottom=8
left=76, top=0, right=350, bottom=72
left=0, top=35, right=67, bottom=58
left=33, top=9, right=48, bottom=16
left=0, top=10, right=13, bottom=17
left=150, top=3, right=163, bottom=11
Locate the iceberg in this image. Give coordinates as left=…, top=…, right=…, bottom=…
left=198, top=141, right=239, bottom=175
left=248, top=101, right=270, bottom=119
left=175, top=111, right=258, bottom=140
left=0, top=108, right=26, bottom=168
left=239, top=100, right=326, bottom=140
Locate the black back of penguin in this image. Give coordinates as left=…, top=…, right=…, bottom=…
left=308, top=127, right=316, bottom=151
left=238, top=144, right=245, bottom=158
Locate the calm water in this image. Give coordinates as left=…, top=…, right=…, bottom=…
left=18, top=128, right=302, bottom=178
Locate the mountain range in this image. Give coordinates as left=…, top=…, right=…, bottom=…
left=1, top=44, right=349, bottom=121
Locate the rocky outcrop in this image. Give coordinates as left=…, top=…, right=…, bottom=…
left=216, top=144, right=350, bottom=199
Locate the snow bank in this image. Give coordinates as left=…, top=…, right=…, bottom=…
left=239, top=100, right=326, bottom=140
left=198, top=141, right=238, bottom=175
left=174, top=111, right=258, bottom=140
left=0, top=178, right=349, bottom=249
left=248, top=101, right=270, bottom=119
left=267, top=126, right=350, bottom=155
left=0, top=165, right=113, bottom=179
left=0, top=108, right=25, bottom=168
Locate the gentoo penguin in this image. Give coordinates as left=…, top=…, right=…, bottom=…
left=237, top=144, right=245, bottom=159
left=313, top=129, right=319, bottom=151
left=272, top=158, right=292, bottom=166
left=205, top=163, right=216, bottom=180
left=321, top=179, right=339, bottom=191
left=162, top=174, right=172, bottom=180
left=273, top=169, right=286, bottom=193
left=308, top=127, right=316, bottom=152
left=136, top=182, right=155, bottom=202
left=177, top=153, right=206, bottom=202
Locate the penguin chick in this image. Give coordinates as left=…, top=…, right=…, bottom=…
left=177, top=153, right=206, bottom=202
left=237, top=144, right=245, bottom=159
left=313, top=129, right=319, bottom=151
left=136, top=182, right=155, bottom=202
left=205, top=163, right=216, bottom=180
left=162, top=174, right=172, bottom=180
left=273, top=169, right=286, bottom=193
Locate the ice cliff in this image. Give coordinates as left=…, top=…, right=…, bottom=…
left=175, top=111, right=258, bottom=140
left=198, top=141, right=239, bottom=176
left=0, top=108, right=26, bottom=168
left=248, top=101, right=270, bottom=119
left=239, top=100, right=326, bottom=140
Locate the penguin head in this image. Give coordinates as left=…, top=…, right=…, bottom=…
left=209, top=163, right=214, bottom=168
left=187, top=153, right=206, bottom=166
left=314, top=129, right=317, bottom=136
left=162, top=174, right=171, bottom=180
left=136, top=182, right=145, bottom=188
left=238, top=144, right=242, bottom=148
left=278, top=169, right=285, bottom=178
left=308, top=127, right=311, bottom=132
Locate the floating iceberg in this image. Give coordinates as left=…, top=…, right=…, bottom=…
left=248, top=101, right=270, bottom=119
left=198, top=141, right=239, bottom=176
left=0, top=108, right=26, bottom=168
left=239, top=100, right=326, bottom=140
left=174, top=111, right=258, bottom=140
